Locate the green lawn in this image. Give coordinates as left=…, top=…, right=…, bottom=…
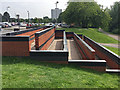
left=104, top=46, right=119, bottom=55
left=57, top=28, right=119, bottom=44
left=2, top=57, right=119, bottom=88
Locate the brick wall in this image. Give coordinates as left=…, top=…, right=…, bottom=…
left=74, top=33, right=95, bottom=60
left=84, top=36, right=120, bottom=69
left=35, top=27, right=55, bottom=50
left=1, top=36, right=30, bottom=56
left=55, top=30, right=65, bottom=39
left=66, top=32, right=74, bottom=39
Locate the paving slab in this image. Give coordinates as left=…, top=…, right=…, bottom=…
left=48, top=39, right=63, bottom=50
left=67, top=39, right=82, bottom=60
left=31, top=41, right=35, bottom=50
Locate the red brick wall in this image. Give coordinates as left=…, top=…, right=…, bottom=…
left=66, top=34, right=73, bottom=39
left=2, top=41, right=30, bottom=56
left=16, top=28, right=44, bottom=45
left=55, top=31, right=63, bottom=38
left=16, top=28, right=43, bottom=37
left=40, top=35, right=55, bottom=50
left=74, top=35, right=95, bottom=60
left=80, top=66, right=106, bottom=72
left=35, top=28, right=55, bottom=50
left=85, top=39, right=120, bottom=69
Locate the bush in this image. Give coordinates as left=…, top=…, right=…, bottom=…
left=112, top=29, right=120, bottom=34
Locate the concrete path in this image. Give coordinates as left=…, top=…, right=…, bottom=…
left=99, top=43, right=120, bottom=48
left=99, top=28, right=120, bottom=41
left=48, top=39, right=63, bottom=50
left=67, top=39, right=82, bottom=60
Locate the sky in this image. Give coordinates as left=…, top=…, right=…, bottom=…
left=0, top=0, right=119, bottom=19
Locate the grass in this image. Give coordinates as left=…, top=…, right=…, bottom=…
left=104, top=46, right=119, bottom=55
left=57, top=28, right=119, bottom=44
left=2, top=57, right=119, bottom=88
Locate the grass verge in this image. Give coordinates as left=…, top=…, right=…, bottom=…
left=2, top=57, right=119, bottom=88
left=57, top=28, right=119, bottom=44
left=104, top=46, right=119, bottom=55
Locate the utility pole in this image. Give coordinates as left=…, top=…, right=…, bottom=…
left=16, top=14, right=20, bottom=29
left=27, top=11, right=30, bottom=26
left=55, top=1, right=59, bottom=24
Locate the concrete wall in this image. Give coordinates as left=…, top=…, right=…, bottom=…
left=84, top=36, right=120, bottom=69
left=74, top=33, right=95, bottom=60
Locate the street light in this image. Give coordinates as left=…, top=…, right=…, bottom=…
left=27, top=11, right=30, bottom=26
left=6, top=6, right=10, bottom=11
left=55, top=1, right=59, bottom=24
left=16, top=14, right=20, bottom=29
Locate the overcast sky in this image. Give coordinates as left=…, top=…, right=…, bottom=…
left=0, top=0, right=119, bottom=19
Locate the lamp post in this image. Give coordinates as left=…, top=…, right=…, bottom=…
left=6, top=6, right=10, bottom=11
left=55, top=1, right=59, bottom=24
left=27, top=11, right=30, bottom=26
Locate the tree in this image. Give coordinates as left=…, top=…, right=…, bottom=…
left=33, top=17, right=39, bottom=23
left=57, top=12, right=63, bottom=23
left=109, top=2, right=120, bottom=34
left=62, top=1, right=111, bottom=30
left=43, top=16, right=51, bottom=23
left=2, top=12, right=10, bottom=22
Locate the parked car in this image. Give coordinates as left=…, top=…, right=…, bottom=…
left=3, top=22, right=12, bottom=27
left=11, top=22, right=16, bottom=26
left=0, top=22, right=6, bottom=28
left=61, top=24, right=70, bottom=28
left=0, top=25, right=1, bottom=31
left=20, top=23, right=27, bottom=27
left=45, top=23, right=54, bottom=26
left=58, top=23, right=62, bottom=26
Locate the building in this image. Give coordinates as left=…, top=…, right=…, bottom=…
left=51, top=8, right=62, bottom=19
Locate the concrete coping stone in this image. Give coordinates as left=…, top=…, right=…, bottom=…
left=106, top=69, right=120, bottom=72
left=68, top=60, right=106, bottom=63
left=74, top=33, right=95, bottom=52
left=36, top=26, right=54, bottom=34
left=63, top=31, right=68, bottom=51
left=30, top=50, right=68, bottom=52
left=1, top=36, right=29, bottom=38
